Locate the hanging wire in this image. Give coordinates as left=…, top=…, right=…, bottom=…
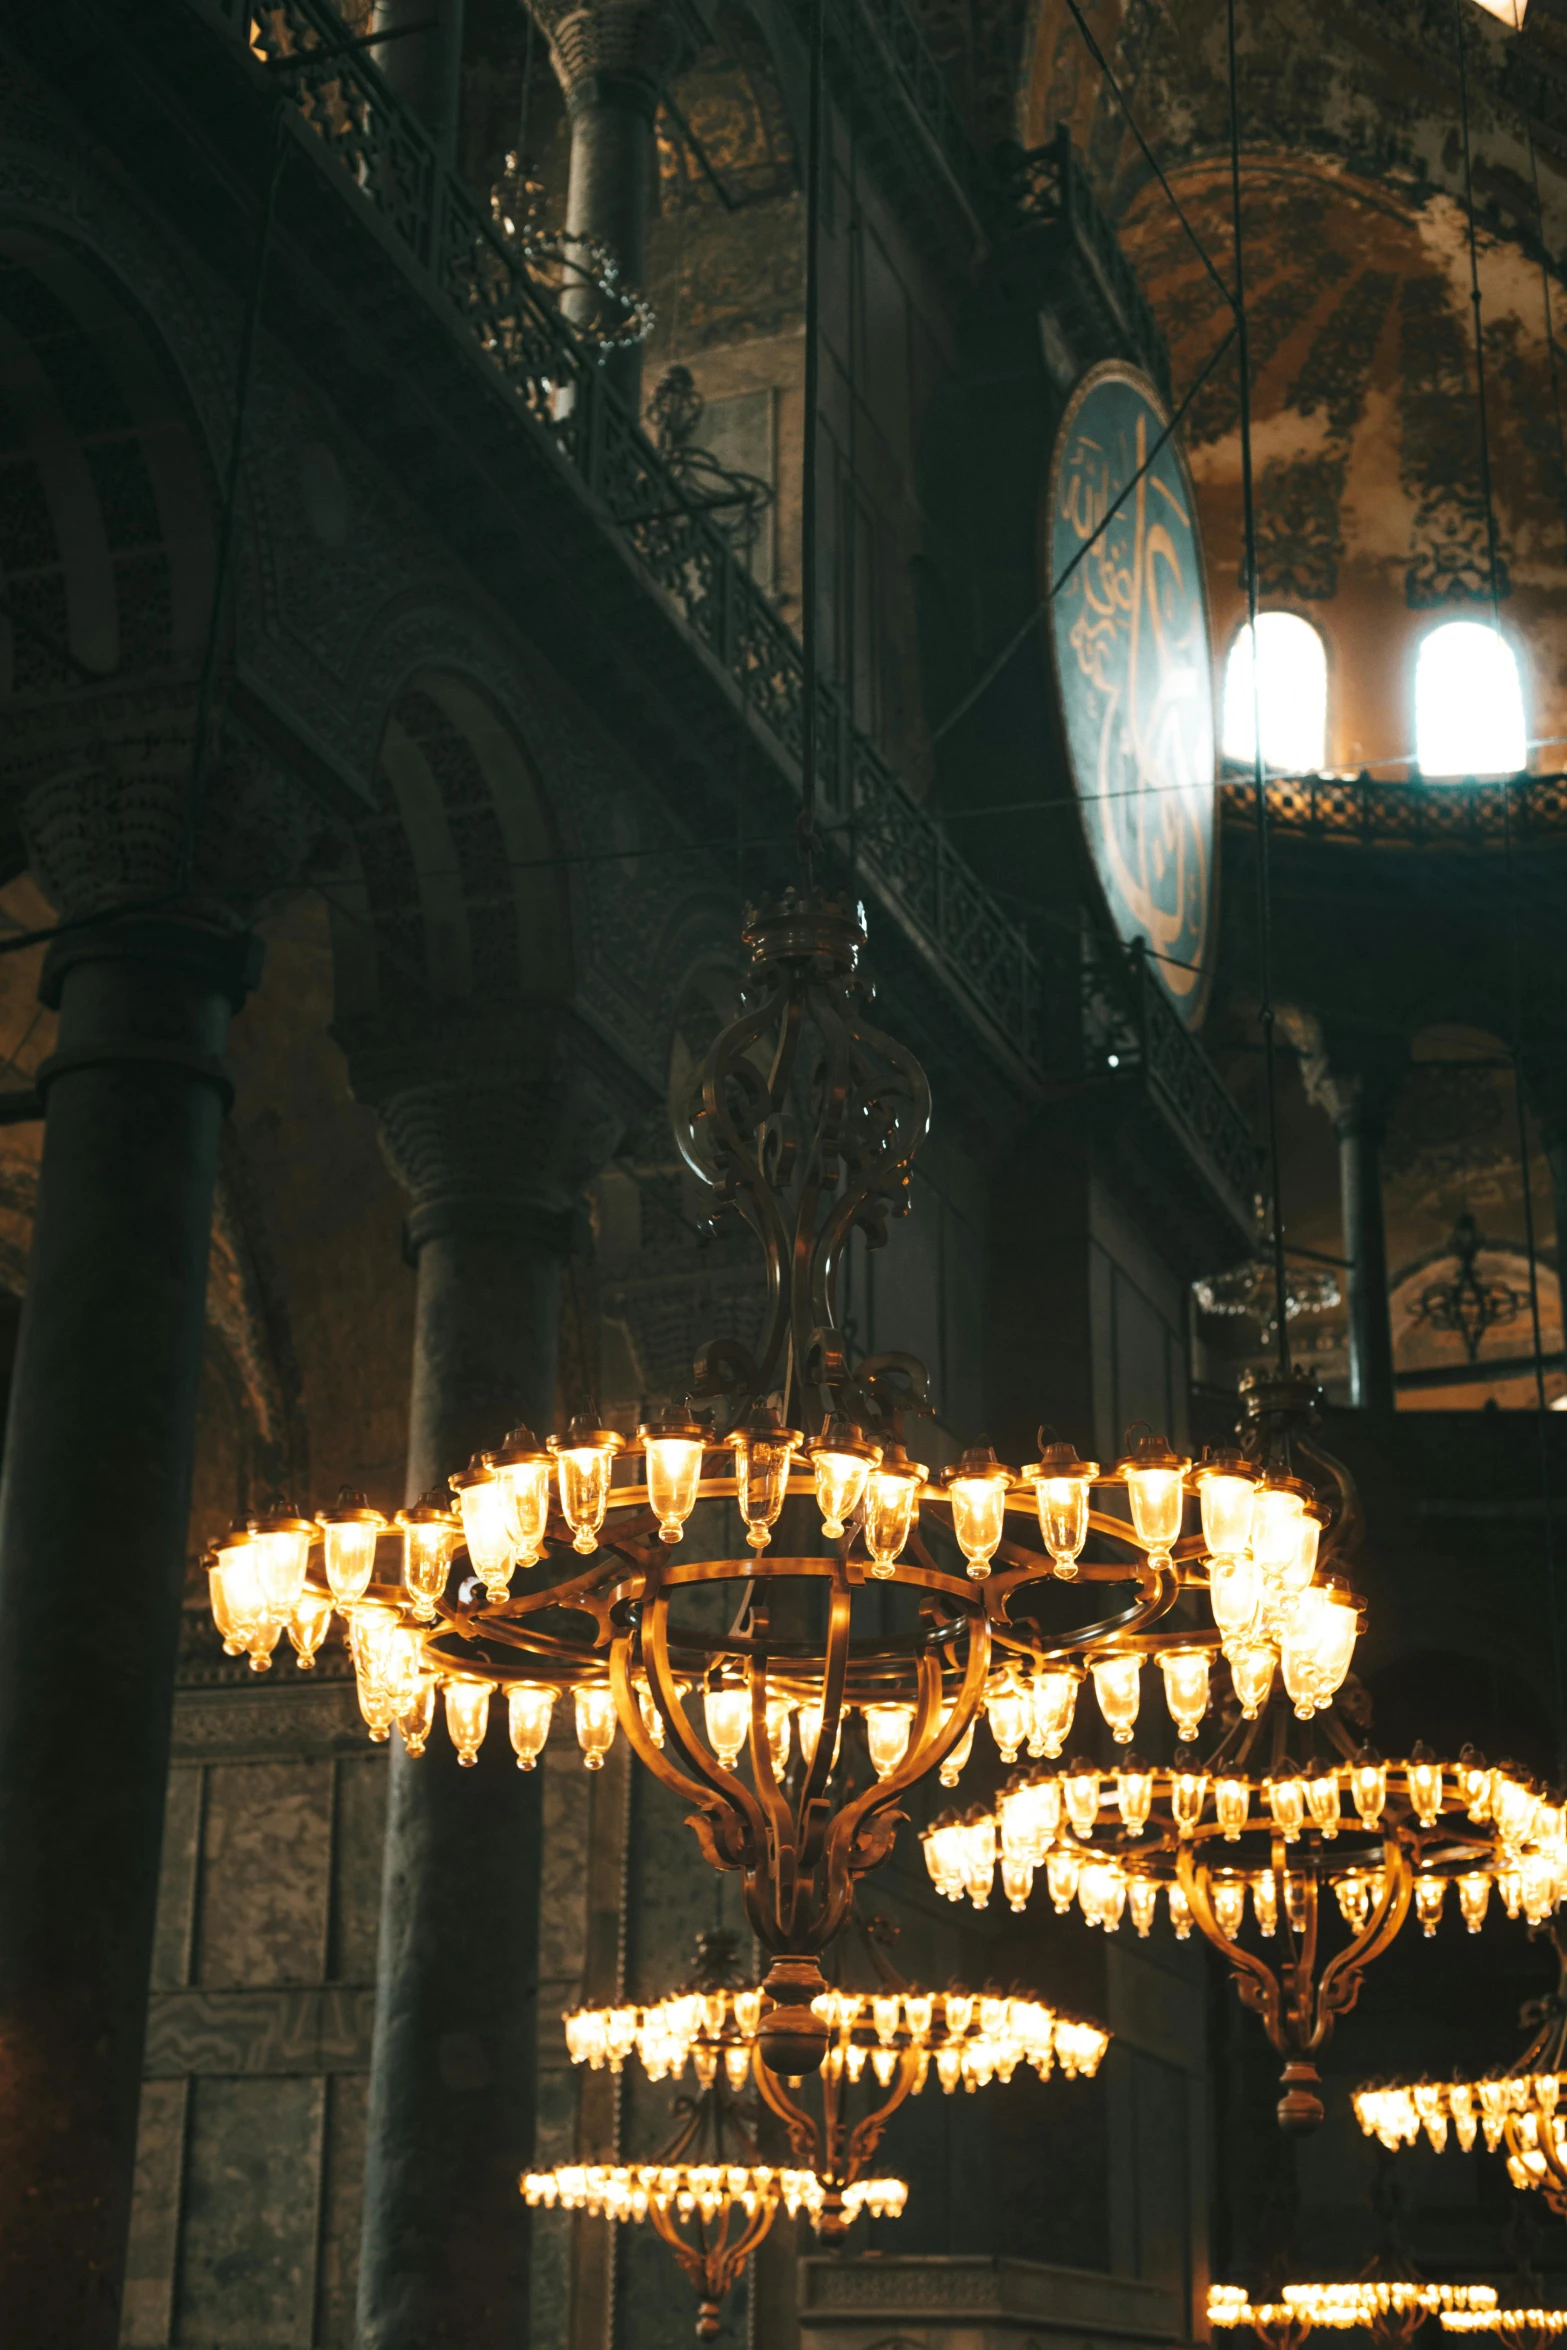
left=1454, top=0, right=1564, bottom=1749
left=797, top=0, right=827, bottom=889
left=1225, top=0, right=1290, bottom=1377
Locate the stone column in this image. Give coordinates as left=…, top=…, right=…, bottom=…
left=549, top=0, right=697, bottom=410
left=1522, top=1059, right=1567, bottom=1284
left=355, top=1036, right=625, bottom=2350
left=1289, top=1015, right=1405, bottom=1413
left=372, top=0, right=468, bottom=173
left=0, top=910, right=259, bottom=2342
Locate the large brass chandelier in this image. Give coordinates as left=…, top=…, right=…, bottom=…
left=205, top=895, right=1482, bottom=2088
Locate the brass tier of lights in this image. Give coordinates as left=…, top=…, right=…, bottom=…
left=1211, top=2284, right=1500, bottom=2350
left=924, top=1707, right=1566, bottom=2131
left=203, top=897, right=1368, bottom=2078
left=1443, top=2317, right=1567, bottom=2345
left=1353, top=1926, right=1567, bottom=2213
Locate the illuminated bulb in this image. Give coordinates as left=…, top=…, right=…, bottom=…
left=1002, top=1855, right=1034, bottom=1912
left=1195, top=1453, right=1257, bottom=1561
left=444, top=1677, right=492, bottom=1766
left=489, top=1427, right=553, bottom=1565
left=1212, top=1878, right=1246, bottom=1937
left=1129, top=1875, right=1159, bottom=1937
left=796, top=1699, right=841, bottom=1776
left=1117, top=1764, right=1154, bottom=1836
left=507, top=1683, right=556, bottom=1769
left=733, top=1412, right=800, bottom=1551
left=903, top=1991, right=932, bottom=2039
left=1118, top=1432, right=1190, bottom=1559
left=398, top=1674, right=438, bottom=1757
left=640, top=1417, right=707, bottom=1544
left=286, top=1587, right=334, bottom=1670
left=864, top=1449, right=926, bottom=1575
left=210, top=1534, right=268, bottom=1658
left=1457, top=1871, right=1492, bottom=1933
left=1091, top=1652, right=1142, bottom=1743
left=1028, top=1667, right=1079, bottom=1759
left=764, top=1692, right=792, bottom=1777
left=1215, top=1777, right=1249, bottom=1841
left=1171, top=1769, right=1208, bottom=1834
left=1054, top=1767, right=1097, bottom=1842
left=1414, top=1875, right=1446, bottom=1937
left=962, top=1814, right=996, bottom=1909
left=809, top=1420, right=880, bottom=1540
left=941, top=1445, right=1013, bottom=1579
left=1306, top=1772, right=1341, bottom=1838
left=1280, top=1588, right=1333, bottom=1719
left=1408, top=1753, right=1445, bottom=1829
left=550, top=1424, right=624, bottom=1555
left=1025, top=1440, right=1098, bottom=1576
left=1267, top=1774, right=1306, bottom=1842
left=734, top=1988, right=763, bottom=2036
left=1168, top=1881, right=1193, bottom=1939
left=1045, top=1843, right=1081, bottom=1911
left=985, top=1672, right=1031, bottom=1764
left=1292, top=1509, right=1323, bottom=1590
left=1158, top=1648, right=1211, bottom=1741
left=574, top=1682, right=618, bottom=1769
left=252, top=1508, right=316, bottom=1623
left=319, top=1491, right=386, bottom=1607
left=1250, top=1480, right=1307, bottom=1582
left=1229, top=1644, right=1275, bottom=1718
left=1209, top=1552, right=1262, bottom=1646
left=1284, top=1874, right=1309, bottom=1934
left=939, top=1711, right=976, bottom=1787
left=349, top=1603, right=400, bottom=1733
left=635, top=1677, right=665, bottom=1748
left=865, top=1701, right=914, bottom=1780
left=398, top=1492, right=460, bottom=1622
left=1251, top=1871, right=1278, bottom=1936
left=703, top=1682, right=750, bottom=1772
left=921, top=1814, right=967, bottom=1901
left=450, top=1460, right=517, bottom=1596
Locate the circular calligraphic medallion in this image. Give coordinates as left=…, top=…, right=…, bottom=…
left=1046, top=361, right=1217, bottom=1025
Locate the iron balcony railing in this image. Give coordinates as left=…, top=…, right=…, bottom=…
left=1217, top=771, right=1567, bottom=847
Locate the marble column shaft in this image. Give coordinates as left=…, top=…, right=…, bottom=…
left=357, top=1055, right=622, bottom=2350
left=0, top=913, right=258, bottom=2345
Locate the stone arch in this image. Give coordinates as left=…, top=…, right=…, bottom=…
left=328, top=662, right=574, bottom=1027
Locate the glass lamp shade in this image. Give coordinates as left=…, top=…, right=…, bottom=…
left=938, top=1710, right=975, bottom=1787
left=397, top=1674, right=438, bottom=1757
left=253, top=1508, right=316, bottom=1622
left=318, top=1491, right=387, bottom=1608
left=764, top=1691, right=792, bottom=1776
left=574, top=1683, right=618, bottom=1769
left=808, top=1421, right=880, bottom=1540
left=864, top=1451, right=926, bottom=1575
left=702, top=1682, right=749, bottom=1771
left=1215, top=1776, right=1250, bottom=1839
left=210, top=1533, right=267, bottom=1654
left=1091, top=1651, right=1142, bottom=1743
left=550, top=1424, right=624, bottom=1556
left=1157, top=1648, right=1211, bottom=1741
left=1195, top=1454, right=1257, bottom=1560
left=1028, top=1667, right=1079, bottom=1759
left=984, top=1673, right=1031, bottom=1764
left=507, top=1683, right=556, bottom=1770
left=1114, top=1433, right=1190, bottom=1558
left=397, top=1494, right=460, bottom=1623
left=640, top=1418, right=707, bottom=1545
left=941, top=1446, right=1012, bottom=1579
left=444, top=1677, right=492, bottom=1766
left=450, top=1460, right=516, bottom=1593
left=1251, top=1479, right=1309, bottom=1580
left=1228, top=1643, right=1276, bottom=1718
left=489, top=1426, right=553, bottom=1564
left=1351, top=1760, right=1387, bottom=1827
left=286, top=1587, right=334, bottom=1669
left=1210, top=1552, right=1262, bottom=1645
left=1023, top=1441, right=1099, bottom=1576
left=864, top=1701, right=914, bottom=1779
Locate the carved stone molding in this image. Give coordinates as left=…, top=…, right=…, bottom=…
left=542, top=0, right=705, bottom=113
left=144, top=1986, right=375, bottom=2079
left=169, top=1677, right=371, bottom=1763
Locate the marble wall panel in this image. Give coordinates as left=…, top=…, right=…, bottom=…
left=195, top=1760, right=333, bottom=1989
left=326, top=1752, right=387, bottom=1983
left=151, top=1768, right=203, bottom=1991
left=314, top=2073, right=368, bottom=2347
left=172, top=2074, right=325, bottom=2341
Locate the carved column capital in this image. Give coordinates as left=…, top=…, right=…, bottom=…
left=1280, top=1008, right=1408, bottom=1143
left=543, top=0, right=705, bottom=118
left=343, top=1012, right=638, bottom=1260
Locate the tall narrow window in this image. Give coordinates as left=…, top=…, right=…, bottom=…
left=1222, top=614, right=1329, bottom=774
left=1414, top=620, right=1527, bottom=779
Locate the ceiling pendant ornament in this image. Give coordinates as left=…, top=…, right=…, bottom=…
left=204, top=902, right=1409, bottom=2084
left=485, top=151, right=655, bottom=353
left=1210, top=2282, right=1500, bottom=2350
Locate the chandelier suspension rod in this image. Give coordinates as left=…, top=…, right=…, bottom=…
left=1454, top=0, right=1563, bottom=1754
left=797, top=0, right=827, bottom=888
left=1226, top=0, right=1290, bottom=1383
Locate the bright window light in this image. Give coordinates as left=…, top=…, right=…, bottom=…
left=1414, top=620, right=1527, bottom=779
left=1222, top=614, right=1328, bottom=775
left=1468, top=0, right=1527, bottom=27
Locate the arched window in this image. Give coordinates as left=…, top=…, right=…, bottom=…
left=1414, top=620, right=1527, bottom=779
left=1222, top=614, right=1329, bottom=774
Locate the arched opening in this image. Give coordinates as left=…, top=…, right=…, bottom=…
left=1414, top=619, right=1527, bottom=778
left=1221, top=613, right=1328, bottom=774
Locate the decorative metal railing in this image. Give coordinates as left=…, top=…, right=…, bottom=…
left=1218, top=771, right=1567, bottom=847
left=1007, top=129, right=1172, bottom=406
left=212, top=0, right=1050, bottom=1072
left=1082, top=932, right=1261, bottom=1221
